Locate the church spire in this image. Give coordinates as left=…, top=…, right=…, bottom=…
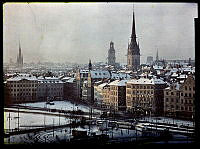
left=156, top=49, right=159, bottom=61
left=88, top=59, right=92, bottom=71
left=131, top=5, right=136, bottom=42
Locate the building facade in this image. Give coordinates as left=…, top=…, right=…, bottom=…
left=164, top=83, right=181, bottom=117
left=126, top=78, right=166, bottom=116
left=164, top=75, right=195, bottom=119
left=6, top=74, right=38, bottom=103
left=108, top=80, right=127, bottom=111
left=37, top=76, right=64, bottom=101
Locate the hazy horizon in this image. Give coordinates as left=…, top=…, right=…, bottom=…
left=3, top=2, right=198, bottom=64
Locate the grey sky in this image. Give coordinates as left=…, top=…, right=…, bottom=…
left=3, top=2, right=198, bottom=64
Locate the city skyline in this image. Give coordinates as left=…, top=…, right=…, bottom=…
left=3, top=2, right=197, bottom=64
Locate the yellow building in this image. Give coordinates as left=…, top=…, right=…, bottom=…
left=126, top=78, right=166, bottom=116
left=164, top=75, right=195, bottom=119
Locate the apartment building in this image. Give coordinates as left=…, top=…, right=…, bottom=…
left=164, top=83, right=180, bottom=117
left=164, top=75, right=195, bottom=119
left=108, top=80, right=127, bottom=111
left=126, top=78, right=166, bottom=116
left=6, top=74, right=38, bottom=103
left=37, top=76, right=64, bottom=101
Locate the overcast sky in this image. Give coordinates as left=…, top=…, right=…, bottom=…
left=3, top=2, right=198, bottom=64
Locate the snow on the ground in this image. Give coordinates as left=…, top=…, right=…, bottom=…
left=17, top=101, right=101, bottom=113
left=4, top=111, right=70, bottom=130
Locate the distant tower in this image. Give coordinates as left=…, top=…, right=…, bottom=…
left=17, top=41, right=23, bottom=68
left=88, top=59, right=92, bottom=71
left=87, top=59, right=94, bottom=106
left=156, top=50, right=159, bottom=62
left=127, top=5, right=140, bottom=71
left=75, top=68, right=82, bottom=100
left=108, top=41, right=116, bottom=66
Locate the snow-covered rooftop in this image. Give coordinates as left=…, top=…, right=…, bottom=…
left=61, top=77, right=71, bottom=81
left=91, top=70, right=110, bottom=79
left=171, top=73, right=179, bottom=77
left=66, top=78, right=75, bottom=83
left=98, top=82, right=109, bottom=88
left=153, top=65, right=163, bottom=70
left=177, top=74, right=187, bottom=79
left=127, top=78, right=166, bottom=85
left=7, top=76, right=38, bottom=82
left=108, top=80, right=128, bottom=86
left=111, top=73, right=131, bottom=79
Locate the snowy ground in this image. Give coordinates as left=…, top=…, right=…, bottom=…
left=4, top=111, right=70, bottom=130
left=4, top=123, right=193, bottom=144
left=17, top=101, right=101, bottom=113
left=139, top=116, right=194, bottom=127
left=4, top=101, right=195, bottom=144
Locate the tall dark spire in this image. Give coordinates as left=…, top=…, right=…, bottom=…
left=131, top=5, right=136, bottom=42
left=127, top=4, right=140, bottom=71
left=88, top=59, right=92, bottom=71
left=156, top=49, right=159, bottom=61
left=17, top=40, right=23, bottom=68
left=19, top=40, right=21, bottom=57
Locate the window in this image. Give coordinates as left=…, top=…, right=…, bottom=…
left=185, top=93, right=187, bottom=97
left=176, top=105, right=179, bottom=110
left=181, top=93, right=183, bottom=96
left=189, top=93, right=192, bottom=97
left=185, top=86, right=187, bottom=90
left=166, top=92, right=168, bottom=95
left=171, top=92, right=174, bottom=95
left=176, top=99, right=179, bottom=103
left=171, top=98, right=174, bottom=102
left=181, top=106, right=184, bottom=110
left=185, top=100, right=187, bottom=104
left=166, top=98, right=168, bottom=102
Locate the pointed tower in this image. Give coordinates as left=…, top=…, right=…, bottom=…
left=76, top=68, right=82, bottom=100
left=88, top=59, right=92, bottom=71
left=17, top=41, right=23, bottom=68
left=108, top=41, right=116, bottom=66
left=127, top=5, right=140, bottom=71
left=156, top=50, right=159, bottom=62
left=87, top=59, right=94, bottom=106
